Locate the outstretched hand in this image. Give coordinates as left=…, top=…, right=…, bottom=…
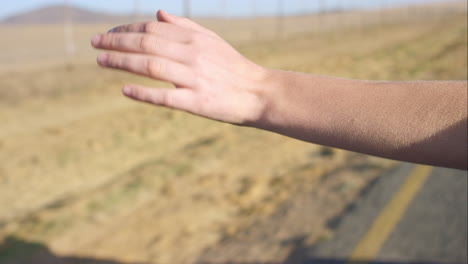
left=92, top=10, right=467, bottom=169
left=92, top=10, right=268, bottom=125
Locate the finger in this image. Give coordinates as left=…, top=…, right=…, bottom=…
left=123, top=84, right=196, bottom=112
left=97, top=53, right=194, bottom=87
left=156, top=9, right=218, bottom=37
left=108, top=22, right=147, bottom=33
left=92, top=33, right=190, bottom=63
left=108, top=21, right=194, bottom=43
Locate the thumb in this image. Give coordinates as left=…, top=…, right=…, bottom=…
left=156, top=9, right=171, bottom=23
left=156, top=10, right=217, bottom=37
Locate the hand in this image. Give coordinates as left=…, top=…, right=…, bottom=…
left=92, top=10, right=269, bottom=125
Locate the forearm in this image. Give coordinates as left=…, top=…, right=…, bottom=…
left=255, top=70, right=467, bottom=169
left=92, top=13, right=467, bottom=170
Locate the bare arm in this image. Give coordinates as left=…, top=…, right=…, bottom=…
left=92, top=10, right=468, bottom=170
left=258, top=72, right=467, bottom=169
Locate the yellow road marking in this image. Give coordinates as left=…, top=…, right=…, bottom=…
left=349, top=165, right=432, bottom=262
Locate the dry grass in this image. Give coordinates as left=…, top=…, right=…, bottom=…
left=0, top=5, right=466, bottom=264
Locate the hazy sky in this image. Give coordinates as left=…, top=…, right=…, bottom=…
left=0, top=0, right=459, bottom=19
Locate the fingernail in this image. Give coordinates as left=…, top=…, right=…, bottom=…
left=91, top=34, right=101, bottom=46
left=108, top=27, right=118, bottom=33
left=123, top=86, right=133, bottom=95
left=97, top=53, right=108, bottom=65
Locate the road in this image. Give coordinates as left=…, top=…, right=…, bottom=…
left=300, top=163, right=467, bottom=264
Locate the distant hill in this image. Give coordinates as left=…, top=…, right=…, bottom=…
left=1, top=4, right=153, bottom=24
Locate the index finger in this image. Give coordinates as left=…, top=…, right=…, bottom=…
left=108, top=21, right=194, bottom=43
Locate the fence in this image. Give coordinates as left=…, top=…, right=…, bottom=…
left=179, top=0, right=465, bottom=42
left=2, top=0, right=464, bottom=69
left=59, top=0, right=465, bottom=49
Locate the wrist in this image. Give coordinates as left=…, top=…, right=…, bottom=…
left=240, top=67, right=282, bottom=128
left=246, top=68, right=293, bottom=132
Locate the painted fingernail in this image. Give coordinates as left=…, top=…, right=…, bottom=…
left=97, top=53, right=109, bottom=65
left=91, top=34, right=101, bottom=46
left=108, top=27, right=118, bottom=33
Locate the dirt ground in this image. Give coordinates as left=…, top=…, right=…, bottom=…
left=0, top=4, right=466, bottom=264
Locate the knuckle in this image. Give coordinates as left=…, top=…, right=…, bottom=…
left=188, top=33, right=202, bottom=47
left=147, top=59, right=165, bottom=77
left=190, top=32, right=202, bottom=44
left=139, top=35, right=154, bottom=52
left=108, top=54, right=123, bottom=69
left=144, top=21, right=159, bottom=33
left=99, top=34, right=110, bottom=47
left=109, top=55, right=119, bottom=68
left=105, top=54, right=116, bottom=67
left=126, top=86, right=136, bottom=97
left=159, top=91, right=169, bottom=106
left=187, top=43, right=204, bottom=65
left=110, top=34, right=120, bottom=48
left=134, top=88, right=147, bottom=101
left=98, top=35, right=108, bottom=47
left=190, top=32, right=209, bottom=47
left=130, top=87, right=143, bottom=100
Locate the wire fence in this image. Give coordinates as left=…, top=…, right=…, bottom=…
left=2, top=0, right=465, bottom=69
left=59, top=0, right=465, bottom=54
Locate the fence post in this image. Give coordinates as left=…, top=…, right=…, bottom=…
left=221, top=0, right=227, bottom=18
left=64, top=0, right=76, bottom=57
left=251, top=0, right=258, bottom=41
left=134, top=0, right=141, bottom=22
left=319, top=0, right=327, bottom=32
left=276, top=0, right=285, bottom=39
left=338, top=0, right=345, bottom=30
left=184, top=0, right=191, bottom=18
left=301, top=0, right=308, bottom=15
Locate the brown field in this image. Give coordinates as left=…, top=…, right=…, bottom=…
left=0, top=3, right=467, bottom=264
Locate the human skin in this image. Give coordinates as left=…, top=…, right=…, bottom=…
left=92, top=10, right=467, bottom=170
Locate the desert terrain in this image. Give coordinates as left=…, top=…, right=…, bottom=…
left=0, top=2, right=466, bottom=263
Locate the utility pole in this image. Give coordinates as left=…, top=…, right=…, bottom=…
left=251, top=0, right=258, bottom=41
left=276, top=0, right=284, bottom=39
left=64, top=0, right=76, bottom=57
left=184, top=0, right=191, bottom=18
left=301, top=0, right=308, bottom=15
left=378, top=0, right=385, bottom=27
left=252, top=0, right=257, bottom=17
left=319, top=0, right=327, bottom=31
left=319, top=0, right=326, bottom=14
left=134, top=0, right=141, bottom=22
left=406, top=2, right=413, bottom=22
left=337, top=0, right=345, bottom=30
left=359, top=0, right=366, bottom=32
left=221, top=0, right=227, bottom=18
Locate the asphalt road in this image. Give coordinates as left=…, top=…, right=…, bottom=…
left=303, top=163, right=468, bottom=264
